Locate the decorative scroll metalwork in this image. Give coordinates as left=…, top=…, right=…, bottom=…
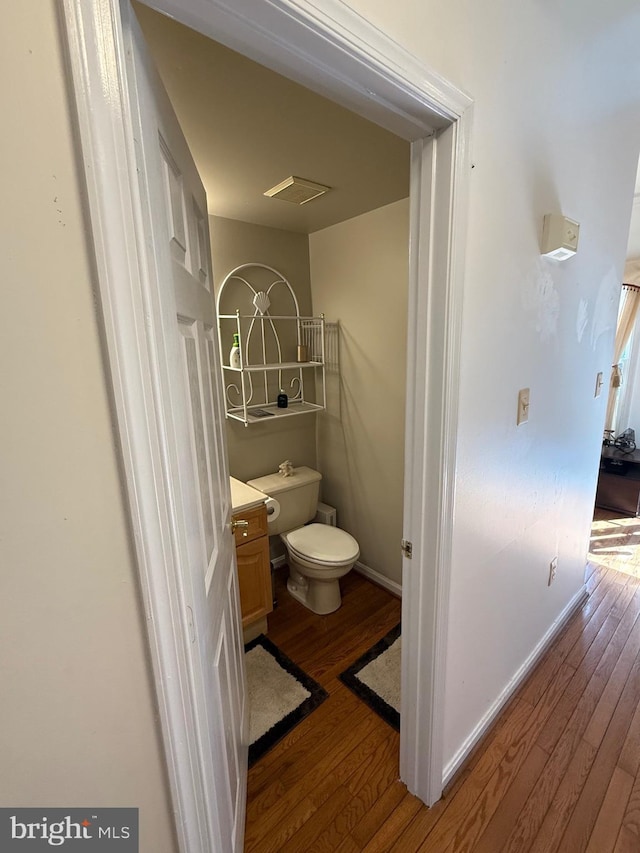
left=216, top=263, right=327, bottom=426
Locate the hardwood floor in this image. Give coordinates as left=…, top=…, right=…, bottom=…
left=245, top=518, right=640, bottom=851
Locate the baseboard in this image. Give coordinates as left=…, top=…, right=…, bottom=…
left=354, top=561, right=402, bottom=598
left=273, top=555, right=402, bottom=598
left=243, top=616, right=268, bottom=645
left=442, top=583, right=589, bottom=786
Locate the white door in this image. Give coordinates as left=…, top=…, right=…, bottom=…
left=121, top=4, right=247, bottom=849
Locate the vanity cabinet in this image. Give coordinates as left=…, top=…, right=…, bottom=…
left=233, top=502, right=272, bottom=632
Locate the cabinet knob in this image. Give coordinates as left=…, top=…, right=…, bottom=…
left=231, top=519, right=249, bottom=537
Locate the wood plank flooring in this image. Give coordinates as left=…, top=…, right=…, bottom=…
left=245, top=515, right=640, bottom=851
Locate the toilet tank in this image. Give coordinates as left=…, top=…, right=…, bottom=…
left=246, top=466, right=322, bottom=535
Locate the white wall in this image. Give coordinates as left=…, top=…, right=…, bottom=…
left=342, top=0, right=640, bottom=772
left=1, top=5, right=176, bottom=849
left=309, top=200, right=409, bottom=585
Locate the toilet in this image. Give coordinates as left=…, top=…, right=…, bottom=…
left=246, top=466, right=360, bottom=615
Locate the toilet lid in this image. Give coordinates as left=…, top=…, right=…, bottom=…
left=284, top=523, right=360, bottom=565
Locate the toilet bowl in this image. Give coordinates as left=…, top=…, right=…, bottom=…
left=282, top=523, right=359, bottom=614
left=246, top=466, right=360, bottom=615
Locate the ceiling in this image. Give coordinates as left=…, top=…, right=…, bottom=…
left=133, top=3, right=410, bottom=234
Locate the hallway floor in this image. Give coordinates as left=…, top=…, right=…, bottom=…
left=245, top=525, right=640, bottom=851
left=590, top=507, right=640, bottom=580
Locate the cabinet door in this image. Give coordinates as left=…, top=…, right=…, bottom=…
left=236, top=536, right=272, bottom=626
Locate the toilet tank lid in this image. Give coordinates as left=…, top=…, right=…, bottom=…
left=246, top=466, right=322, bottom=496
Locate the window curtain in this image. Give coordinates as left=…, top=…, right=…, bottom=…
left=604, top=283, right=640, bottom=434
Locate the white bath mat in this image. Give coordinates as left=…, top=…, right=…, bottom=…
left=338, top=624, right=401, bottom=730
left=245, top=635, right=328, bottom=766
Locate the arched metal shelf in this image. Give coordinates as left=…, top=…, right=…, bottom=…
left=216, top=263, right=326, bottom=426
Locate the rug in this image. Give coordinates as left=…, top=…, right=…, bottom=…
left=338, top=624, right=401, bottom=731
left=245, top=635, right=328, bottom=767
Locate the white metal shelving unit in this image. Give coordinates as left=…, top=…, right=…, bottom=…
left=216, top=264, right=326, bottom=426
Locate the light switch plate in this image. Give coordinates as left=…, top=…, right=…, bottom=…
left=517, top=388, right=530, bottom=426
left=595, top=371, right=604, bottom=398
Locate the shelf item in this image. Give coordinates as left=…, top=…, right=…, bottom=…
left=216, top=263, right=327, bottom=426
left=226, top=400, right=324, bottom=425
left=223, top=360, right=323, bottom=373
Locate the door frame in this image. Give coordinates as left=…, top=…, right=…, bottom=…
left=61, top=0, right=473, bottom=842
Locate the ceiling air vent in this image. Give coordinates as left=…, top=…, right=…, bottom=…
left=263, top=176, right=331, bottom=205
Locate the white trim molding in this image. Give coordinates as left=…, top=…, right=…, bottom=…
left=354, top=561, right=402, bottom=599
left=143, top=0, right=471, bottom=138
left=273, top=556, right=402, bottom=598
left=270, top=554, right=287, bottom=571
left=442, top=584, right=589, bottom=786
left=400, top=115, right=473, bottom=804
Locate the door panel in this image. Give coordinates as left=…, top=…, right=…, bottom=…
left=179, top=319, right=217, bottom=563
left=123, top=3, right=247, bottom=849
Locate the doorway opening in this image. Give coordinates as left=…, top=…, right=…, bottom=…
left=134, top=3, right=408, bottom=575
left=591, top=156, right=640, bottom=581
left=62, top=0, right=473, bottom=846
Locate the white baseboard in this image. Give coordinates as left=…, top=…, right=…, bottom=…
left=272, top=554, right=402, bottom=598
left=442, top=583, right=589, bottom=786
left=354, top=560, right=402, bottom=598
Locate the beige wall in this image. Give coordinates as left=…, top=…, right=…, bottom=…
left=0, top=5, right=176, bottom=850
left=210, top=216, right=317, bottom=482
left=309, top=199, right=409, bottom=585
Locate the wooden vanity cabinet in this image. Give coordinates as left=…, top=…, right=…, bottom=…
left=233, top=503, right=272, bottom=630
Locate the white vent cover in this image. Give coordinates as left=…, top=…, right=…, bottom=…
left=263, top=176, right=331, bottom=205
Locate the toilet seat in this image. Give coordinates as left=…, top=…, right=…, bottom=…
left=283, top=523, right=360, bottom=566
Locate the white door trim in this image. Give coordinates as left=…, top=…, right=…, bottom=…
left=144, top=0, right=471, bottom=137
left=61, top=0, right=473, bottom=842
left=401, top=119, right=472, bottom=800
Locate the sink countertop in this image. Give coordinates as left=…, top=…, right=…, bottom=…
left=230, top=476, right=267, bottom=513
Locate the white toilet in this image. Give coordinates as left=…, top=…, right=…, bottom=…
left=247, top=466, right=360, bottom=615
